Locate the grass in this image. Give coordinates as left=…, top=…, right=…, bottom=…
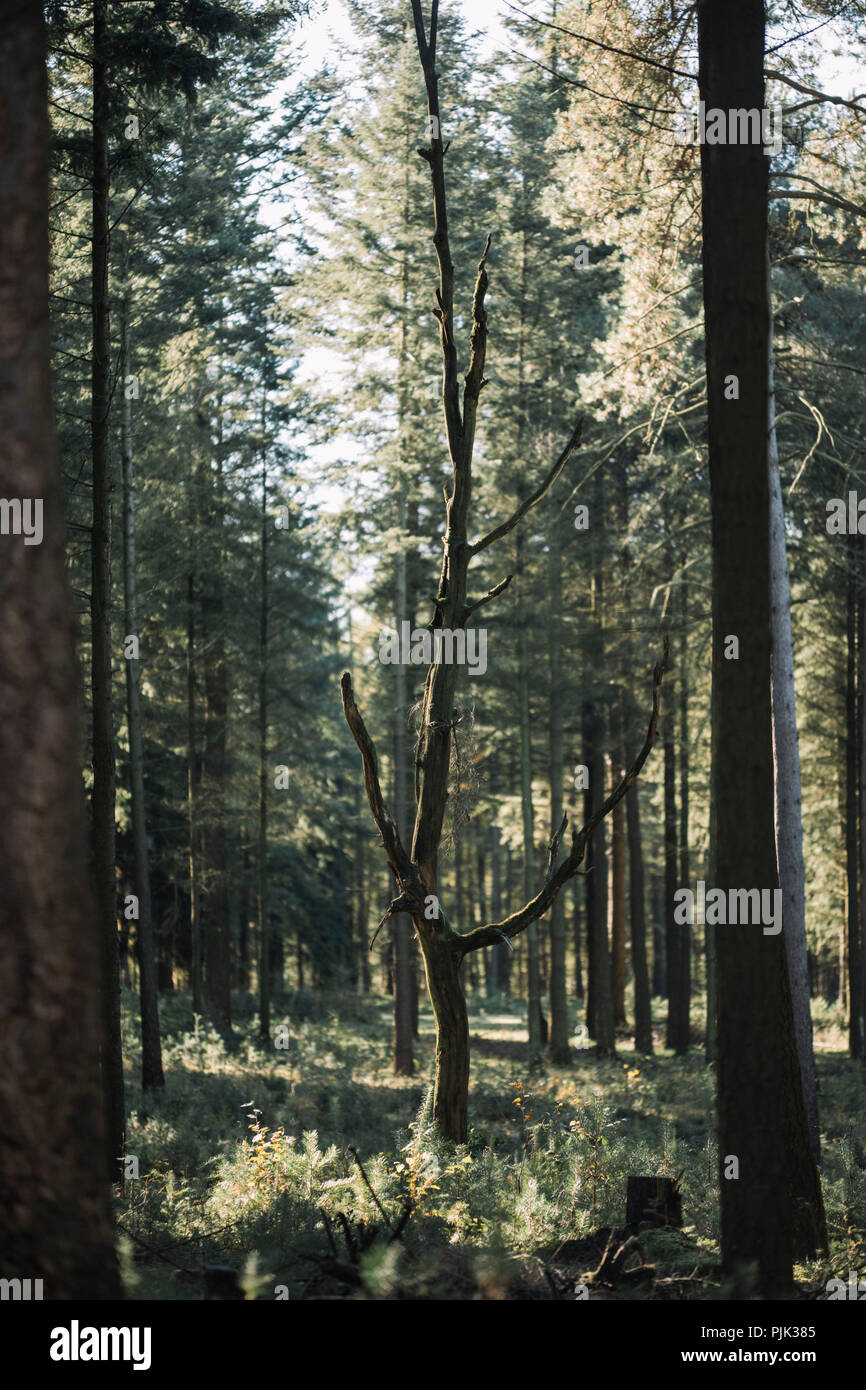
left=116, top=986, right=866, bottom=1300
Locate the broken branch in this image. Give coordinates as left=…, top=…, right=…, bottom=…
left=469, top=416, right=584, bottom=556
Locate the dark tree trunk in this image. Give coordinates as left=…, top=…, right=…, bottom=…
left=627, top=780, right=653, bottom=1055
left=0, top=0, right=121, bottom=1292
left=678, top=584, right=691, bottom=1047
left=120, top=253, right=163, bottom=1092
left=91, top=0, right=124, bottom=1179
left=651, top=871, right=666, bottom=998
left=258, top=438, right=270, bottom=1040
left=573, top=878, right=583, bottom=998
left=610, top=790, right=627, bottom=1027
left=201, top=418, right=231, bottom=1031
left=664, top=709, right=685, bottom=1050
left=859, top=533, right=866, bottom=1062
left=584, top=704, right=614, bottom=1054
left=698, top=0, right=826, bottom=1293
left=548, top=518, right=570, bottom=1061
left=848, top=529, right=862, bottom=1056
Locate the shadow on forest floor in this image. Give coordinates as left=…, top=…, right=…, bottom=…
left=116, top=987, right=865, bottom=1300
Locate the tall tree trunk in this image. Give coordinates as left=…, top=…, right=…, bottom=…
left=627, top=777, right=653, bottom=1054
left=664, top=707, right=684, bottom=1049
left=120, top=248, right=163, bottom=1091
left=257, top=435, right=270, bottom=1040
left=0, top=0, right=121, bottom=1292
left=91, top=0, right=124, bottom=1178
left=201, top=403, right=231, bottom=1031
left=548, top=518, right=570, bottom=1061
left=698, top=0, right=826, bottom=1292
left=677, top=577, right=691, bottom=1048
left=857, top=533, right=866, bottom=1061
left=488, top=822, right=506, bottom=994
left=584, top=704, right=614, bottom=1054
left=767, top=305, right=820, bottom=1157
left=573, top=877, right=583, bottom=998
left=610, top=790, right=627, bottom=1027
left=652, top=870, right=666, bottom=998
left=847, top=529, right=862, bottom=1056
left=186, top=565, right=202, bottom=1013
left=518, top=543, right=543, bottom=1059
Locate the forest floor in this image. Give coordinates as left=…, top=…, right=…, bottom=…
left=118, top=987, right=865, bottom=1300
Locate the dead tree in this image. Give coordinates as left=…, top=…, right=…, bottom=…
left=341, top=0, right=665, bottom=1142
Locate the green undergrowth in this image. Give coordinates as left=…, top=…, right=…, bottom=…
left=116, top=987, right=866, bottom=1300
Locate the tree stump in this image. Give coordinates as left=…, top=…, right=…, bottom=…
left=626, top=1175, right=682, bottom=1229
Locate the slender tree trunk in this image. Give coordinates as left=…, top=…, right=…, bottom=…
left=573, top=878, right=583, bottom=998
left=518, top=543, right=543, bottom=1058
left=548, top=519, right=570, bottom=1061
left=201, top=403, right=231, bottom=1031
left=488, top=822, right=505, bottom=993
left=0, top=1, right=121, bottom=1289
left=698, top=0, right=826, bottom=1291
left=91, top=0, right=124, bottom=1179
left=627, top=778, right=653, bottom=1054
left=585, top=704, right=614, bottom=1054
left=847, top=529, right=862, bottom=1055
left=857, top=533, right=866, bottom=1061
left=767, top=306, right=820, bottom=1157
left=120, top=249, right=163, bottom=1091
left=678, top=579, right=691, bottom=1047
left=258, top=435, right=270, bottom=1040
left=652, top=871, right=666, bottom=998
left=664, top=708, right=683, bottom=1049
left=186, top=565, right=202, bottom=1013
left=610, top=790, right=627, bottom=1027
left=392, top=118, right=415, bottom=1072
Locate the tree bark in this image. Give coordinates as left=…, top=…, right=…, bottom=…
left=767, top=299, right=820, bottom=1158
left=0, top=0, right=121, bottom=1293
left=91, top=0, right=124, bottom=1179
left=664, top=707, right=684, bottom=1050
left=257, top=430, right=270, bottom=1040
left=119, top=247, right=163, bottom=1091
left=610, top=790, right=627, bottom=1027
left=848, top=528, right=863, bottom=1056
left=627, top=776, right=653, bottom=1055
left=548, top=519, right=570, bottom=1061
left=201, top=400, right=231, bottom=1031
left=678, top=578, right=691, bottom=1047
left=698, top=0, right=827, bottom=1293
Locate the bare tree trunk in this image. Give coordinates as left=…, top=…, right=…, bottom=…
left=488, top=822, right=505, bottom=994
left=91, top=0, right=124, bottom=1179
left=678, top=580, right=691, bottom=1047
left=585, top=704, right=614, bottom=1054
left=120, top=247, right=163, bottom=1091
left=627, top=777, right=653, bottom=1054
left=573, top=878, right=583, bottom=998
left=342, top=4, right=658, bottom=1140
left=518, top=546, right=543, bottom=1059
left=698, top=0, right=826, bottom=1291
left=848, top=529, right=863, bottom=1056
left=610, top=791, right=627, bottom=1027
left=257, top=432, right=270, bottom=1040
left=664, top=708, right=684, bottom=1050
left=0, top=0, right=121, bottom=1292
left=201, top=405, right=231, bottom=1031
left=767, top=304, right=820, bottom=1158
left=186, top=564, right=202, bottom=1013
left=548, top=519, right=570, bottom=1061
left=859, top=536, right=866, bottom=1063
